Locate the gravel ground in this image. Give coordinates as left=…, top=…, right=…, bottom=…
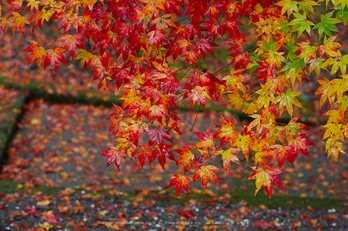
left=1, top=190, right=348, bottom=231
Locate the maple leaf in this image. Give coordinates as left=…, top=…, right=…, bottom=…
left=205, top=20, right=223, bottom=40
left=288, top=133, right=314, bottom=157
left=193, top=165, right=219, bottom=189
left=229, top=51, right=250, bottom=69
left=223, top=68, right=249, bottom=89
left=136, top=145, right=155, bottom=168
left=277, top=0, right=298, bottom=18
left=58, top=34, right=86, bottom=58
left=157, top=144, right=175, bottom=170
left=221, top=148, right=240, bottom=173
left=253, top=61, right=275, bottom=83
left=158, top=76, right=181, bottom=95
left=7, top=0, right=24, bottom=12
left=288, top=13, right=314, bottom=36
left=248, top=164, right=284, bottom=199
left=148, top=104, right=170, bottom=124
left=278, top=88, right=302, bottom=117
left=296, top=38, right=318, bottom=63
left=194, top=37, right=217, bottom=59
left=193, top=126, right=214, bottom=150
left=0, top=17, right=8, bottom=33
left=147, top=126, right=173, bottom=148
left=262, top=50, right=285, bottom=70
left=8, top=12, right=30, bottom=36
left=148, top=30, right=167, bottom=50
left=24, top=40, right=46, bottom=68
left=298, top=0, right=319, bottom=16
left=44, top=48, right=69, bottom=74
left=101, top=146, right=126, bottom=170
left=26, top=0, right=40, bottom=11
left=270, top=144, right=296, bottom=168
left=236, top=126, right=254, bottom=160
left=214, top=116, right=237, bottom=146
left=314, top=77, right=337, bottom=107
left=168, top=174, right=191, bottom=196
left=204, top=2, right=223, bottom=21
left=308, top=58, right=324, bottom=76
left=318, top=35, right=343, bottom=59
left=183, top=85, right=213, bottom=109
left=107, top=104, right=123, bottom=134
left=75, top=49, right=93, bottom=68
left=182, top=49, right=203, bottom=67
left=175, top=143, right=195, bottom=167
left=250, top=138, right=272, bottom=167
left=313, top=11, right=341, bottom=37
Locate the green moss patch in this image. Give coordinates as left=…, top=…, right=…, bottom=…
left=0, top=87, right=27, bottom=165
left=0, top=180, right=345, bottom=211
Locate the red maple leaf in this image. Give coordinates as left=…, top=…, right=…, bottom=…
left=44, top=48, right=69, bottom=74
left=59, top=33, right=86, bottom=58
left=182, top=49, right=203, bottom=66
left=271, top=144, right=296, bottom=168
left=168, top=174, right=191, bottom=196
left=147, top=126, right=173, bottom=148
left=289, top=133, right=314, bottom=157
left=101, top=146, right=126, bottom=170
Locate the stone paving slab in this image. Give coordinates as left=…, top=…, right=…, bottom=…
left=1, top=99, right=347, bottom=199
left=0, top=86, right=27, bottom=164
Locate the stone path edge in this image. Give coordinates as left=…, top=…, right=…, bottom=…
left=0, top=76, right=325, bottom=126
left=0, top=89, right=27, bottom=167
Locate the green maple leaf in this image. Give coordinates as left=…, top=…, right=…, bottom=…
left=308, top=58, right=324, bottom=76
left=298, top=0, right=319, bottom=16
left=288, top=13, right=314, bottom=36
left=313, top=11, right=341, bottom=37
left=278, top=88, right=302, bottom=117
left=339, top=55, right=348, bottom=74
left=277, top=0, right=298, bottom=18
left=336, top=5, right=348, bottom=25
left=284, top=39, right=299, bottom=61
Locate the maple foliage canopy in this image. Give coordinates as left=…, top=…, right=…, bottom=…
left=1, top=0, right=348, bottom=199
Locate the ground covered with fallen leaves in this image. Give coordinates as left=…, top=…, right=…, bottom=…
left=1, top=91, right=348, bottom=229
left=2, top=99, right=348, bottom=199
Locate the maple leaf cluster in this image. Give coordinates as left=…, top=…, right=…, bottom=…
left=2, top=0, right=348, bottom=199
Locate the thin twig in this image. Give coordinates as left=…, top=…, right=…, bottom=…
left=173, top=64, right=193, bottom=73
left=213, top=63, right=230, bottom=75
left=175, top=16, right=191, bottom=23
left=178, top=65, right=193, bottom=82
left=43, top=32, right=65, bottom=49
left=174, top=89, right=191, bottom=101
left=191, top=105, right=201, bottom=131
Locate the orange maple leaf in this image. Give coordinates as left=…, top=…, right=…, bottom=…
left=175, top=143, right=194, bottom=167
left=248, top=164, right=284, bottom=199
left=193, top=165, right=219, bottom=189
left=8, top=12, right=30, bottom=36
